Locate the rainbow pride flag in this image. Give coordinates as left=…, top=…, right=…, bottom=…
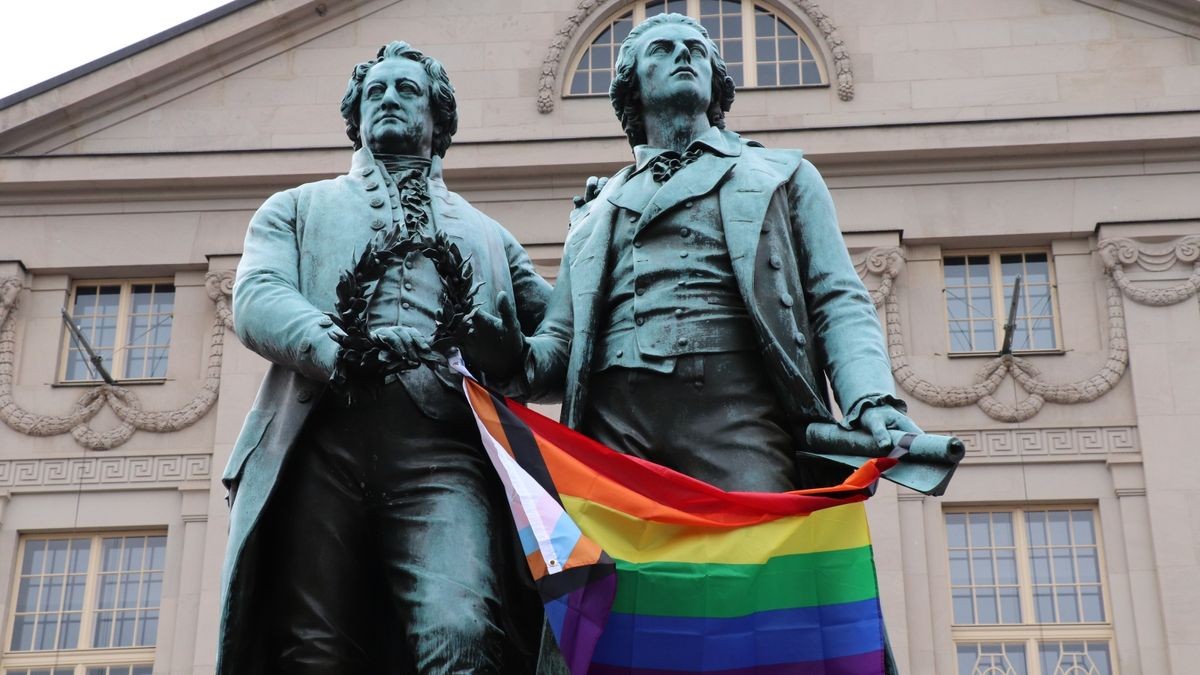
left=461, top=374, right=896, bottom=674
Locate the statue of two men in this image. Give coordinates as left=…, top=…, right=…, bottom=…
left=220, top=14, right=918, bottom=674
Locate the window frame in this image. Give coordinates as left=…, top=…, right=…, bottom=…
left=940, top=249, right=1064, bottom=356
left=58, top=279, right=175, bottom=385
left=2, top=531, right=164, bottom=675
left=944, top=505, right=1118, bottom=675
left=562, top=0, right=829, bottom=98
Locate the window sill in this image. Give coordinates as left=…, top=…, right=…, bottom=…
left=946, top=349, right=1066, bottom=359
left=52, top=378, right=168, bottom=388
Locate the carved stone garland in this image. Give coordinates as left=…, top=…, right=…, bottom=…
left=857, top=237, right=1200, bottom=423
left=536, top=0, right=854, bottom=114
left=0, top=271, right=234, bottom=450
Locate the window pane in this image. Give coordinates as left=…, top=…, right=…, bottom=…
left=801, top=61, right=821, bottom=84
left=956, top=643, right=1028, bottom=675
left=93, top=535, right=168, bottom=648
left=1039, top=641, right=1112, bottom=675
left=944, top=257, right=966, bottom=284
left=779, top=61, right=800, bottom=86
left=946, top=511, right=1021, bottom=626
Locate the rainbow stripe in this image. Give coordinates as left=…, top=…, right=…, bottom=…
left=462, top=376, right=894, bottom=674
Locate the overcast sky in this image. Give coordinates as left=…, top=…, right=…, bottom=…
left=0, top=0, right=232, bottom=100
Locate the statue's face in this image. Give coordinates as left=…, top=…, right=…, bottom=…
left=633, top=22, right=713, bottom=115
left=358, top=57, right=434, bottom=157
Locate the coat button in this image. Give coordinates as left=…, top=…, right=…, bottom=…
left=404, top=282, right=414, bottom=291
left=680, top=228, right=691, bottom=237
left=297, top=389, right=312, bottom=403
left=405, top=260, right=414, bottom=269
left=371, top=218, right=387, bottom=230
left=635, top=316, right=645, bottom=326
left=370, top=196, right=385, bottom=208
left=402, top=302, right=411, bottom=310
left=677, top=337, right=689, bottom=347
left=365, top=181, right=380, bottom=191
left=616, top=350, right=624, bottom=358
left=360, top=167, right=374, bottom=177
left=684, top=201, right=693, bottom=208
left=635, top=287, right=645, bottom=296
left=675, top=308, right=684, bottom=317
left=794, top=331, right=807, bottom=348
left=634, top=241, right=643, bottom=248
left=780, top=293, right=794, bottom=308
left=680, top=251, right=689, bottom=258
left=769, top=255, right=783, bottom=270
left=629, top=214, right=638, bottom=222
left=299, top=338, right=312, bottom=353
left=318, top=316, right=333, bottom=328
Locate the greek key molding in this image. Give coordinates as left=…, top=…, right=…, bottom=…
left=1098, top=235, right=1200, bottom=306
left=536, top=0, right=854, bottom=114
left=860, top=237, right=1197, bottom=421
left=930, top=426, right=1139, bottom=460
left=0, top=271, right=234, bottom=451
left=0, top=453, right=212, bottom=490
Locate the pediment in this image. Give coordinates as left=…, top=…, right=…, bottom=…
left=0, top=0, right=392, bottom=155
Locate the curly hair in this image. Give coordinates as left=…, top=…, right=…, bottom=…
left=610, top=13, right=736, bottom=148
left=339, top=41, right=459, bottom=157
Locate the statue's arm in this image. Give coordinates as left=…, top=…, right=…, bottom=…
left=233, top=189, right=342, bottom=383
left=497, top=225, right=552, bottom=335
left=787, top=158, right=905, bottom=427
left=520, top=252, right=575, bottom=402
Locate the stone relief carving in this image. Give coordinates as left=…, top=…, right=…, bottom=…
left=857, top=236, right=1196, bottom=423
left=1098, top=235, right=1200, bottom=306
left=0, top=271, right=234, bottom=451
left=0, top=453, right=211, bottom=489
left=536, top=0, right=854, bottom=114
left=937, top=426, right=1138, bottom=459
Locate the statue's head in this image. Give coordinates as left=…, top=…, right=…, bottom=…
left=339, top=41, right=458, bottom=157
left=610, top=13, right=736, bottom=147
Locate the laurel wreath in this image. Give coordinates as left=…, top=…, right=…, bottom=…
left=326, top=224, right=480, bottom=404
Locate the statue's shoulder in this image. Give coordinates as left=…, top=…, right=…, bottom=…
left=736, top=136, right=805, bottom=177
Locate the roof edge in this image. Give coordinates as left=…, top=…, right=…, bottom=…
left=0, top=0, right=261, bottom=111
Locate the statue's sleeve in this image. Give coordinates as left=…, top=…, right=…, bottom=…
left=788, top=158, right=906, bottom=427
left=232, top=189, right=342, bottom=383
left=519, top=250, right=575, bottom=403
left=497, top=225, right=552, bottom=336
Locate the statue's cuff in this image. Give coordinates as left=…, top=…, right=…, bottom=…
left=839, top=393, right=908, bottom=430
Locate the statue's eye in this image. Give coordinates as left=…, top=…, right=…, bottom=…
left=690, top=44, right=706, bottom=57
left=366, top=84, right=385, bottom=98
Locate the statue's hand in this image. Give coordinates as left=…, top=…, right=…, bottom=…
left=859, top=405, right=923, bottom=451
left=370, top=325, right=435, bottom=371
left=572, top=176, right=609, bottom=208
left=457, top=291, right=525, bottom=379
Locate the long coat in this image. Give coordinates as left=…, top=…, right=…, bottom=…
left=217, top=149, right=550, bottom=673
left=525, top=128, right=899, bottom=440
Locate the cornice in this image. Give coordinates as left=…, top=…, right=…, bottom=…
left=2, top=110, right=1198, bottom=201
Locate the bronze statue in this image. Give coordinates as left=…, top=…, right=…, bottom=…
left=462, top=14, right=920, bottom=668
left=217, top=41, right=550, bottom=674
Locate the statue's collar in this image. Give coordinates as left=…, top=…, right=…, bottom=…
left=350, top=147, right=444, bottom=181
left=632, top=126, right=742, bottom=175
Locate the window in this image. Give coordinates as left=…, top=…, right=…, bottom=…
left=61, top=281, right=174, bottom=382
left=946, top=508, right=1116, bottom=675
left=566, top=0, right=825, bottom=95
left=4, top=534, right=165, bottom=675
left=942, top=251, right=1059, bottom=354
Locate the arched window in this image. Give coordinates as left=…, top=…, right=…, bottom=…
left=566, top=0, right=825, bottom=96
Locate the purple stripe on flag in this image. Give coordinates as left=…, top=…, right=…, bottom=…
left=586, top=648, right=886, bottom=675
left=546, top=570, right=617, bottom=673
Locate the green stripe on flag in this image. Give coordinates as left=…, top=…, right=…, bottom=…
left=612, top=545, right=879, bottom=618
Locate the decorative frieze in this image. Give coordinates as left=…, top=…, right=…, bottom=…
left=0, top=453, right=212, bottom=490
left=932, top=426, right=1139, bottom=460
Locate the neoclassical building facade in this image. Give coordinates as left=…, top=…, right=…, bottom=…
left=1, top=0, right=1198, bottom=673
